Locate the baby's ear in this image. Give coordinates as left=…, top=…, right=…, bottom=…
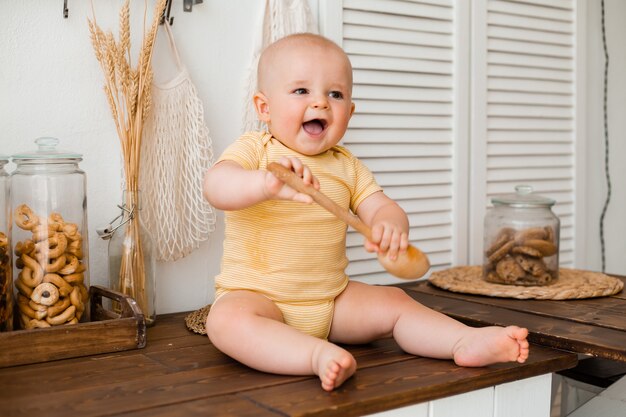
left=253, top=92, right=271, bottom=122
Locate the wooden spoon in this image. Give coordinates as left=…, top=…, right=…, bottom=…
left=267, top=162, right=430, bottom=279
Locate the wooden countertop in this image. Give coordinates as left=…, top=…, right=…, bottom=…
left=0, top=309, right=576, bottom=417
left=400, top=276, right=626, bottom=362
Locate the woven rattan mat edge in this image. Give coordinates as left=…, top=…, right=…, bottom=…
left=428, top=266, right=624, bottom=300
left=185, top=305, right=210, bottom=335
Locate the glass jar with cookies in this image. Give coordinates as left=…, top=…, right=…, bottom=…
left=0, top=155, right=13, bottom=331
left=11, top=137, right=90, bottom=329
left=483, top=185, right=560, bottom=286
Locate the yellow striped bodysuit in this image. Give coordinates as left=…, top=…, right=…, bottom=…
left=214, top=131, right=381, bottom=339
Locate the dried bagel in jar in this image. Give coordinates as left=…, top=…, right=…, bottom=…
left=0, top=232, right=12, bottom=331
left=11, top=138, right=89, bottom=329
left=0, top=155, right=12, bottom=332
left=483, top=185, right=560, bottom=286
left=13, top=206, right=89, bottom=329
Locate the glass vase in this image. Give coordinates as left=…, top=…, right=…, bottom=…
left=108, top=190, right=156, bottom=326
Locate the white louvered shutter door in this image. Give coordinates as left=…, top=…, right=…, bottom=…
left=321, top=0, right=466, bottom=285
left=469, top=0, right=577, bottom=267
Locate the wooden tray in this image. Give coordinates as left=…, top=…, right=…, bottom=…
left=0, top=285, right=146, bottom=368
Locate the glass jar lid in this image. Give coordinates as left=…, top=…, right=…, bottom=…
left=491, top=185, right=556, bottom=208
left=12, top=137, right=82, bottom=162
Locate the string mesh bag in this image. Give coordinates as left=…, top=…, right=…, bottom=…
left=141, top=23, right=216, bottom=261
left=241, top=0, right=318, bottom=132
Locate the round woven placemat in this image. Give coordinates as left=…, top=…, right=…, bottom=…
left=185, top=305, right=210, bottom=335
left=429, top=266, right=623, bottom=300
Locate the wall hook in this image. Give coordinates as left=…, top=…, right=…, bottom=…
left=183, top=0, right=203, bottom=13
left=63, top=0, right=69, bottom=18
left=160, top=0, right=174, bottom=25
left=160, top=0, right=202, bottom=26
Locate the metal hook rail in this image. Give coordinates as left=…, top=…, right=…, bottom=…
left=63, top=0, right=203, bottom=23
left=162, top=0, right=203, bottom=25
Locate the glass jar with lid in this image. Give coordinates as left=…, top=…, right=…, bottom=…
left=483, top=185, right=560, bottom=286
left=11, top=137, right=90, bottom=329
left=0, top=155, right=13, bottom=331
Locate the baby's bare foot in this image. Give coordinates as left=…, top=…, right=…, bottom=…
left=452, top=326, right=529, bottom=367
left=312, top=342, right=356, bottom=391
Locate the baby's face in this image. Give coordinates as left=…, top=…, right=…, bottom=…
left=256, top=41, right=355, bottom=156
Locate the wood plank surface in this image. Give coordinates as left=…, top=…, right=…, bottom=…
left=240, top=346, right=575, bottom=417
left=0, top=310, right=577, bottom=417
left=403, top=277, right=626, bottom=331
left=400, top=279, right=626, bottom=362
left=117, top=395, right=281, bottom=417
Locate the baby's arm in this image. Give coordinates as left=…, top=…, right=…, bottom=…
left=203, top=156, right=319, bottom=210
left=356, top=192, right=409, bottom=261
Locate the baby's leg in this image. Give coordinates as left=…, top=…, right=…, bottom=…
left=206, top=290, right=356, bottom=391
left=330, top=282, right=529, bottom=366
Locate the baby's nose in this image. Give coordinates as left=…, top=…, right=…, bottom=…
left=311, top=95, right=329, bottom=109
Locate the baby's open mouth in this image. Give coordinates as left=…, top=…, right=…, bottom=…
left=302, top=119, right=327, bottom=135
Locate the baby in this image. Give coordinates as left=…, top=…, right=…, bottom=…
left=203, top=33, right=529, bottom=392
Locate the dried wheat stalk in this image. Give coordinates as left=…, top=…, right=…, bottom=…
left=88, top=0, right=165, bottom=192
left=88, top=0, right=166, bottom=323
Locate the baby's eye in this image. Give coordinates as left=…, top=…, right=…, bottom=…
left=329, top=91, right=344, bottom=99
left=293, top=88, right=308, bottom=95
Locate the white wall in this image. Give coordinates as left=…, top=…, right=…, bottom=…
left=585, top=0, right=626, bottom=275
left=1, top=0, right=625, bottom=315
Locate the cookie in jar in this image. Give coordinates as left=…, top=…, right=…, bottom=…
left=483, top=185, right=560, bottom=286
left=11, top=138, right=90, bottom=329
